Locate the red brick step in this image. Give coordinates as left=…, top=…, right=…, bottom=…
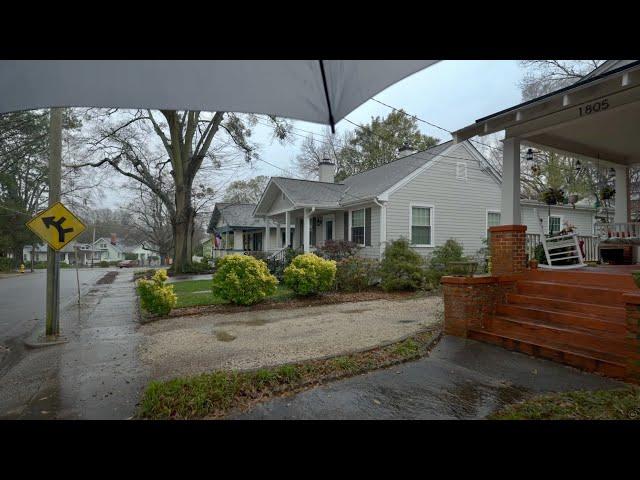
left=505, top=292, right=625, bottom=320
left=517, top=280, right=628, bottom=305
left=467, top=328, right=627, bottom=380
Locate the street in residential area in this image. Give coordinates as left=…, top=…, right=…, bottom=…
left=0, top=268, right=150, bottom=419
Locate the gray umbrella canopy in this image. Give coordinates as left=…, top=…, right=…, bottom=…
left=0, top=60, right=437, bottom=128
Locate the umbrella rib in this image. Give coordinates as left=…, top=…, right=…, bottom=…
left=318, top=60, right=336, bottom=134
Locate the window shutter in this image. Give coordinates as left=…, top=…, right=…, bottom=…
left=344, top=212, right=349, bottom=240
left=365, top=207, right=372, bottom=246
left=311, top=217, right=316, bottom=245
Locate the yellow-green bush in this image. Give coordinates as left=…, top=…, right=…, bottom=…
left=137, top=269, right=177, bottom=316
left=211, top=254, right=278, bottom=306
left=283, top=253, right=336, bottom=296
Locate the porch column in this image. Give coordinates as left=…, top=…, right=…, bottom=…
left=614, top=165, right=629, bottom=224
left=233, top=230, right=243, bottom=251
left=501, top=137, right=521, bottom=225
left=285, top=211, right=291, bottom=248
left=264, top=218, right=270, bottom=252
left=303, top=208, right=311, bottom=253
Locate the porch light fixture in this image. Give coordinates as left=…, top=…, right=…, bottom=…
left=526, top=148, right=534, bottom=161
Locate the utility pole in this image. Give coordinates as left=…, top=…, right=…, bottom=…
left=45, top=108, right=63, bottom=338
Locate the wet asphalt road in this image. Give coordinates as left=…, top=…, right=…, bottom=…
left=234, top=335, right=624, bottom=420
left=0, top=268, right=111, bottom=344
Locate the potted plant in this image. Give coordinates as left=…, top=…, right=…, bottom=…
left=632, top=271, right=640, bottom=289
left=529, top=258, right=538, bottom=270
left=540, top=187, right=565, bottom=206
left=600, top=185, right=615, bottom=201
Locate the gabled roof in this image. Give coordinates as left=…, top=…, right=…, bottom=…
left=341, top=141, right=453, bottom=201
left=208, top=203, right=268, bottom=233
left=256, top=141, right=454, bottom=210
left=271, top=177, right=345, bottom=207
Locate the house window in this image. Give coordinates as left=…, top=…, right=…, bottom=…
left=456, top=162, right=467, bottom=180
left=487, top=211, right=501, bottom=229
left=549, top=216, right=562, bottom=235
left=351, top=209, right=365, bottom=245
left=411, top=206, right=432, bottom=246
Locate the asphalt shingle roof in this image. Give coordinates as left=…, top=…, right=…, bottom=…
left=269, top=141, right=453, bottom=206
left=208, top=203, right=267, bottom=232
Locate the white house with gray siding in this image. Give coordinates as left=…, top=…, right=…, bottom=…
left=252, top=140, right=598, bottom=260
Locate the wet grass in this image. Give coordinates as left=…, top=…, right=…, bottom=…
left=137, top=329, right=440, bottom=420
left=171, top=280, right=294, bottom=308
left=489, top=388, right=640, bottom=420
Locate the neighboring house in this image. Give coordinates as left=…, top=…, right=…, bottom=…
left=23, top=241, right=100, bottom=265
left=253, top=140, right=599, bottom=260
left=125, top=242, right=161, bottom=266
left=207, top=202, right=295, bottom=253
left=92, top=237, right=125, bottom=262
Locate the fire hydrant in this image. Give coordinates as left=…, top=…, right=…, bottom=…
left=19, top=263, right=25, bottom=273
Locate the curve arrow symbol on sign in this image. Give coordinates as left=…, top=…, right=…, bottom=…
left=42, top=216, right=74, bottom=243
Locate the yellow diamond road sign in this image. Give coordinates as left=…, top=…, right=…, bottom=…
left=26, top=201, right=86, bottom=251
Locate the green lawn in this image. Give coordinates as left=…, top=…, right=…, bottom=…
left=171, top=279, right=294, bottom=308
left=489, top=388, right=640, bottom=420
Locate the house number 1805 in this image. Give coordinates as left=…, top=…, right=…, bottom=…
left=578, top=99, right=609, bottom=116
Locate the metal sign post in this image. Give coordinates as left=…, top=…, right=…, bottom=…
left=46, top=108, right=63, bottom=338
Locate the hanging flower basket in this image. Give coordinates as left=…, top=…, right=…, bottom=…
left=540, top=188, right=565, bottom=206
left=600, top=186, right=615, bottom=200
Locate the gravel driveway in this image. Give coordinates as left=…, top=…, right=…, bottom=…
left=138, top=296, right=442, bottom=380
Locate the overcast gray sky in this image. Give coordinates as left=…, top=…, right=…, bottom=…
left=102, top=60, right=523, bottom=208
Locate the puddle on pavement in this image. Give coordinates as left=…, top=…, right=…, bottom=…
left=215, top=330, right=237, bottom=342
left=96, top=271, right=118, bottom=285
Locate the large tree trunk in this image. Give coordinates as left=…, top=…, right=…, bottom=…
left=172, top=181, right=196, bottom=273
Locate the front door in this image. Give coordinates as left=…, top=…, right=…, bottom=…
left=324, top=214, right=335, bottom=244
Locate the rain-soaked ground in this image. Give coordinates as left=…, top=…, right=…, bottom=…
left=232, top=335, right=625, bottom=420
left=0, top=270, right=150, bottom=419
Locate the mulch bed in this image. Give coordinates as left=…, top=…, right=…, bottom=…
left=96, top=271, right=118, bottom=285
left=162, top=290, right=434, bottom=319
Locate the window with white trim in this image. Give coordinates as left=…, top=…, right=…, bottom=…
left=549, top=216, right=562, bottom=235
left=411, top=206, right=432, bottom=246
left=456, top=162, right=467, bottom=180
left=487, top=211, right=501, bottom=228
left=351, top=209, right=365, bottom=245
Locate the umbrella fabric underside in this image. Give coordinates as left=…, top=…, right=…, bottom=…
left=0, top=60, right=437, bottom=126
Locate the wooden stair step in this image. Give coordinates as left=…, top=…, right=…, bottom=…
left=505, top=292, right=625, bottom=319
left=524, top=270, right=638, bottom=290
left=467, top=329, right=628, bottom=379
left=517, top=280, right=629, bottom=305
left=487, top=315, right=634, bottom=358
left=497, top=302, right=626, bottom=334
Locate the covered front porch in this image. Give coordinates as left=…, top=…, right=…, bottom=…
left=446, top=60, right=640, bottom=382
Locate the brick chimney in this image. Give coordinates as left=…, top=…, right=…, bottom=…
left=318, top=158, right=335, bottom=183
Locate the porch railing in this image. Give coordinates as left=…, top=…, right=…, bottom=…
left=526, top=233, right=600, bottom=262
left=594, top=222, right=640, bottom=239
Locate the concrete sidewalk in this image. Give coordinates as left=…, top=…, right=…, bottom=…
left=0, top=270, right=150, bottom=419
left=233, top=336, right=624, bottom=420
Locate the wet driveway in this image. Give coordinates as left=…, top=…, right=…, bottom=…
left=0, top=270, right=150, bottom=419
left=233, top=335, right=625, bottom=420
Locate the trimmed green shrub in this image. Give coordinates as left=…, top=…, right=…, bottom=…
left=283, top=253, right=337, bottom=296
left=137, top=269, right=177, bottom=316
left=335, top=256, right=379, bottom=292
left=379, top=238, right=428, bottom=292
left=429, top=239, right=465, bottom=271
left=211, top=254, right=278, bottom=306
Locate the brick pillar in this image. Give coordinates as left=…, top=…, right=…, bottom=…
left=489, top=225, right=527, bottom=276
left=441, top=276, right=498, bottom=337
left=623, top=293, right=640, bottom=383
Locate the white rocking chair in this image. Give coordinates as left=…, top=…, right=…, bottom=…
left=535, top=208, right=586, bottom=270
